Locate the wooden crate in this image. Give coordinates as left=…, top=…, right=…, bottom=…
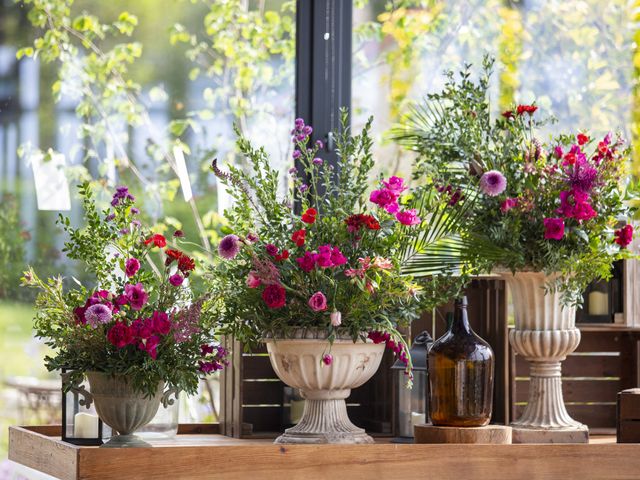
left=9, top=425, right=640, bottom=480
left=512, top=328, right=640, bottom=429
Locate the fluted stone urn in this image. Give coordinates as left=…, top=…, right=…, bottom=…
left=86, top=372, right=164, bottom=448
left=501, top=271, right=588, bottom=443
left=264, top=331, right=385, bottom=444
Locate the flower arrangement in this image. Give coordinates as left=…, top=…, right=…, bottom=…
left=207, top=113, right=465, bottom=377
left=395, top=57, right=638, bottom=303
left=22, top=183, right=226, bottom=397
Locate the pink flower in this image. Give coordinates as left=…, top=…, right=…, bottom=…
left=84, top=304, right=112, bottom=328
left=329, top=246, right=347, bottom=267
left=262, top=284, right=286, bottom=309
left=330, top=311, right=342, bottom=327
left=479, top=170, right=507, bottom=196
left=125, top=258, right=140, bottom=277
left=139, top=335, right=160, bottom=359
left=577, top=133, right=590, bottom=145
left=395, top=209, right=421, bottom=226
left=308, top=291, right=328, bottom=312
left=296, top=251, right=317, bottom=272
left=218, top=234, right=241, bottom=260
left=384, top=202, right=400, bottom=214
left=169, top=274, right=184, bottom=287
left=246, top=271, right=261, bottom=288
left=372, top=257, right=393, bottom=269
left=544, top=218, right=565, bottom=241
left=553, top=146, right=564, bottom=159
left=382, top=176, right=407, bottom=193
left=124, top=283, right=149, bottom=311
left=500, top=198, right=517, bottom=213
left=251, top=258, right=281, bottom=285
left=152, top=311, right=172, bottom=336
left=131, top=318, right=154, bottom=339
left=370, top=188, right=399, bottom=211
left=322, top=354, right=333, bottom=366
left=615, top=224, right=634, bottom=248
left=246, top=232, right=259, bottom=243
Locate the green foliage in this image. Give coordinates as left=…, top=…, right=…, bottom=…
left=0, top=195, right=26, bottom=299
left=395, top=59, right=638, bottom=304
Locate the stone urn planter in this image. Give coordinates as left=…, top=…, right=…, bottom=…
left=86, top=372, right=165, bottom=448
left=264, top=331, right=385, bottom=444
left=500, top=271, right=588, bottom=443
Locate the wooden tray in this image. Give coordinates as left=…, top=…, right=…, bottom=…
left=8, top=425, right=640, bottom=480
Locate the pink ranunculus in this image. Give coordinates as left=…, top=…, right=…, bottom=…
left=500, top=197, right=518, bottom=213
left=169, top=273, right=184, bottom=287
left=543, top=217, right=565, bottom=241
left=125, top=258, right=140, bottom=277
left=330, top=311, right=342, bottom=327
left=246, top=271, right=262, bottom=288
left=382, top=176, right=407, bottom=193
left=308, top=291, right=328, bottom=312
left=395, top=209, right=421, bottom=226
left=124, top=282, right=149, bottom=311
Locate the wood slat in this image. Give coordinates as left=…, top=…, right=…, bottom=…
left=575, top=331, right=624, bottom=352
left=515, top=354, right=621, bottom=377
left=241, top=406, right=283, bottom=433
left=242, top=381, right=284, bottom=406
left=243, top=355, right=278, bottom=380
left=515, top=379, right=620, bottom=403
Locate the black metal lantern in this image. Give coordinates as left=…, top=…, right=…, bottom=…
left=392, top=331, right=433, bottom=443
left=61, top=370, right=106, bottom=446
left=577, top=261, right=624, bottom=324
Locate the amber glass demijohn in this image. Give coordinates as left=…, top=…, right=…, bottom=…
left=428, top=297, right=494, bottom=426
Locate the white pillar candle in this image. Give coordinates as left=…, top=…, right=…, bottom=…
left=588, top=291, right=609, bottom=316
left=74, top=412, right=99, bottom=438
left=411, top=412, right=426, bottom=427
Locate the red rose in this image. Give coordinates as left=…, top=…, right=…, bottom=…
left=144, top=233, right=167, bottom=248
left=364, top=215, right=380, bottom=230
left=301, top=208, right=317, bottom=224
left=107, top=321, right=133, bottom=349
left=516, top=105, right=538, bottom=116
left=291, top=229, right=306, bottom=247
left=275, top=250, right=290, bottom=261
left=577, top=133, right=590, bottom=146
left=262, top=284, right=286, bottom=309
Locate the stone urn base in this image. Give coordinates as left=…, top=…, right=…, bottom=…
left=86, top=372, right=164, bottom=448
left=264, top=334, right=385, bottom=444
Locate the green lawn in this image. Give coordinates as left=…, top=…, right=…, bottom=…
left=0, top=300, right=53, bottom=459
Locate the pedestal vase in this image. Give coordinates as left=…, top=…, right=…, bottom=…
left=501, top=271, right=588, bottom=443
left=264, top=332, right=385, bottom=444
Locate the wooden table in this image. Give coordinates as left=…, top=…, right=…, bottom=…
left=8, top=425, right=640, bottom=480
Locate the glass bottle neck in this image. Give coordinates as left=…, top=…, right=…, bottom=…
left=450, top=308, right=472, bottom=334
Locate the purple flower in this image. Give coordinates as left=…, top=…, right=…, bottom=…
left=479, top=170, right=507, bottom=197
left=169, top=273, right=184, bottom=287
left=312, top=157, right=323, bottom=165
left=292, top=150, right=301, bottom=160
left=569, top=160, right=598, bottom=193
left=111, top=186, right=135, bottom=206
left=308, top=291, right=328, bottom=312
left=125, top=258, right=140, bottom=277
left=85, top=303, right=112, bottom=328
left=289, top=167, right=298, bottom=175
left=315, top=140, right=324, bottom=149
left=106, top=213, right=116, bottom=221
left=294, top=118, right=305, bottom=129
left=130, top=207, right=140, bottom=215
left=246, top=232, right=259, bottom=244
left=299, top=184, right=309, bottom=193
left=119, top=228, right=130, bottom=235
left=124, top=283, right=149, bottom=311
left=303, top=125, right=313, bottom=135
left=265, top=244, right=279, bottom=256
left=131, top=220, right=141, bottom=228
left=218, top=234, right=241, bottom=260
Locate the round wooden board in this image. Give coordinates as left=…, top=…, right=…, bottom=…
left=414, top=424, right=512, bottom=444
